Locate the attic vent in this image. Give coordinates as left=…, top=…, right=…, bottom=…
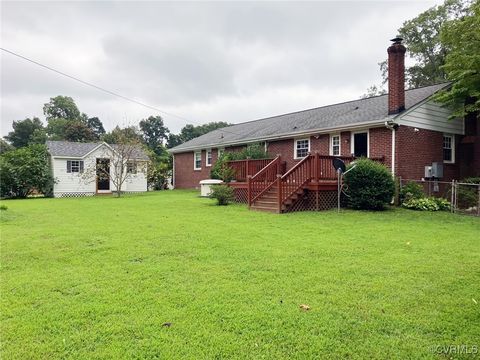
left=293, top=126, right=298, bottom=130
left=354, top=106, right=359, bottom=110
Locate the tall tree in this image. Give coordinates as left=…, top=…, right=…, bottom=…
left=85, top=117, right=106, bottom=139
left=43, top=96, right=81, bottom=121
left=139, top=115, right=170, bottom=155
left=167, top=121, right=230, bottom=148
left=102, top=126, right=143, bottom=144
left=4, top=117, right=46, bottom=148
left=434, top=0, right=480, bottom=119
left=363, top=0, right=472, bottom=95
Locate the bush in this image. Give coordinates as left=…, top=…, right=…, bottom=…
left=210, top=155, right=236, bottom=182
left=0, top=144, right=54, bottom=198
left=402, top=197, right=451, bottom=211
left=343, top=158, right=394, bottom=210
left=400, top=181, right=424, bottom=203
left=0, top=204, right=7, bottom=211
left=209, top=185, right=234, bottom=205
left=455, top=177, right=479, bottom=209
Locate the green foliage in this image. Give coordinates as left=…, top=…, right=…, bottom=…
left=0, top=145, right=54, bottom=198
left=400, top=181, right=425, bottom=203
left=0, top=139, right=14, bottom=154
left=402, top=197, right=451, bottom=211
left=4, top=117, right=46, bottom=148
left=139, top=115, right=170, bottom=155
left=209, top=184, right=234, bottom=205
left=101, top=126, right=142, bottom=144
left=43, top=95, right=81, bottom=121
left=433, top=0, right=480, bottom=119
left=167, top=122, right=230, bottom=148
left=210, top=155, right=236, bottom=182
left=455, top=177, right=480, bottom=209
left=0, top=204, right=7, bottom=211
left=344, top=158, right=395, bottom=210
left=147, top=147, right=172, bottom=190
left=85, top=117, right=106, bottom=139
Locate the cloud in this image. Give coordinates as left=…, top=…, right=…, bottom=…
left=1, top=1, right=443, bottom=136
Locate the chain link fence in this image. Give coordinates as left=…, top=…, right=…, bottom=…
left=398, top=178, right=480, bottom=217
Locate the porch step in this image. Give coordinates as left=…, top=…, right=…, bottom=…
left=250, top=204, right=279, bottom=213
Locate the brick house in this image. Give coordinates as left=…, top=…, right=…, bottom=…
left=169, top=38, right=479, bottom=212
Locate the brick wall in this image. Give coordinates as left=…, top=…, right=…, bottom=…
left=395, top=126, right=459, bottom=181
left=370, top=127, right=392, bottom=170
left=173, top=149, right=220, bottom=189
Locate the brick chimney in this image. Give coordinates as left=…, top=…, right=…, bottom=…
left=387, top=36, right=406, bottom=114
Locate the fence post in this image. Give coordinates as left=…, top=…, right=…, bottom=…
left=450, top=180, right=455, bottom=214
left=245, top=157, right=250, bottom=178
left=477, top=184, right=480, bottom=217
left=247, top=175, right=252, bottom=208
left=277, top=175, right=282, bottom=213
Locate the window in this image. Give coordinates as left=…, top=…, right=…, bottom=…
left=194, top=151, right=202, bottom=170
left=443, top=134, right=454, bottom=163
left=330, top=134, right=341, bottom=156
left=351, top=131, right=369, bottom=157
left=206, top=149, right=212, bottom=166
left=67, top=160, right=83, bottom=173
left=294, top=138, right=310, bottom=159
left=127, top=161, right=137, bottom=174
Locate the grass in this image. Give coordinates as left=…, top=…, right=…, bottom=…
left=1, top=191, right=479, bottom=359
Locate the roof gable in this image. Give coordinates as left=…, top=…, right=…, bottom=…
left=46, top=141, right=149, bottom=160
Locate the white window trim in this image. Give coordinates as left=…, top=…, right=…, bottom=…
left=71, top=160, right=81, bottom=173
left=194, top=151, right=202, bottom=170
left=443, top=134, right=455, bottom=164
left=294, top=138, right=310, bottom=159
left=206, top=149, right=212, bottom=167
left=350, top=130, right=370, bottom=158
left=329, top=134, right=341, bottom=156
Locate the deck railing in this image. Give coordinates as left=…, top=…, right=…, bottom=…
left=247, top=156, right=283, bottom=206
left=227, top=158, right=274, bottom=182
left=278, top=153, right=385, bottom=211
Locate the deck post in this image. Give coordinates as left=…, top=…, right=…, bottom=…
left=247, top=175, right=252, bottom=208
left=245, top=157, right=250, bottom=178
left=277, top=174, right=282, bottom=213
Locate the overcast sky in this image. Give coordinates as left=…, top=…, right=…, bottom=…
left=1, top=0, right=442, bottom=137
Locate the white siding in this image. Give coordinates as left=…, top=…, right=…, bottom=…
left=398, top=99, right=464, bottom=134
left=52, top=144, right=147, bottom=197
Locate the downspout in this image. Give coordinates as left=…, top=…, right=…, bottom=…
left=384, top=120, right=398, bottom=177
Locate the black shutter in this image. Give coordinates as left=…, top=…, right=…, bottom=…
left=67, top=160, right=72, bottom=173
left=79, top=161, right=84, bottom=173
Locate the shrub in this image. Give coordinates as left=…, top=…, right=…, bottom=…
left=400, top=181, right=424, bottom=203
left=209, top=185, right=234, bottom=205
left=402, top=197, right=451, bottom=211
left=455, top=177, right=479, bottom=209
left=0, top=144, right=54, bottom=198
left=210, top=155, right=236, bottom=182
left=0, top=204, right=7, bottom=211
left=343, top=158, right=394, bottom=210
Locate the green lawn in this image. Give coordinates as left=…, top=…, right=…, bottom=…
left=1, top=191, right=479, bottom=359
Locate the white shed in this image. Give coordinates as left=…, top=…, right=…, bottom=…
left=46, top=141, right=148, bottom=197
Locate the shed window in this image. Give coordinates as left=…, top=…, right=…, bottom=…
left=194, top=151, right=202, bottom=170
left=330, top=135, right=341, bottom=156
left=443, top=134, right=454, bottom=163
left=295, top=139, right=310, bottom=159
left=127, top=161, right=137, bottom=174
left=67, top=160, right=84, bottom=173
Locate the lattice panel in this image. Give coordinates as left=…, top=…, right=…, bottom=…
left=58, top=192, right=95, bottom=198
left=233, top=188, right=248, bottom=203
left=285, top=190, right=338, bottom=213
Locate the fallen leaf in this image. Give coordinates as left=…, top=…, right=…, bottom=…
left=473, top=298, right=478, bottom=305
left=299, top=304, right=310, bottom=311
left=162, top=322, right=172, bottom=327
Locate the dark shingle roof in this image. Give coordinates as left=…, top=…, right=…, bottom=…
left=46, top=141, right=149, bottom=160
left=170, top=83, right=448, bottom=153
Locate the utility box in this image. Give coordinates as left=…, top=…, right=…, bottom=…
left=424, top=166, right=432, bottom=179
left=431, top=162, right=443, bottom=178
left=199, top=179, right=223, bottom=197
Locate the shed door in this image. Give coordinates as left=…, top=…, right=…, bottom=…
left=96, top=159, right=110, bottom=191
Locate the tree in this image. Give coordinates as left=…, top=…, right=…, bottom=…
left=0, top=144, right=54, bottom=198
left=85, top=117, right=106, bottom=139
left=102, top=126, right=143, bottom=144
left=360, top=85, right=387, bottom=99
left=83, top=133, right=148, bottom=197
left=0, top=139, right=14, bottom=154
left=167, top=121, right=230, bottom=148
left=363, top=0, right=472, bottom=94
left=139, top=115, right=170, bottom=155
left=64, top=122, right=97, bottom=142
left=43, top=96, right=81, bottom=121
left=4, top=117, right=46, bottom=148
left=434, top=0, right=480, bottom=119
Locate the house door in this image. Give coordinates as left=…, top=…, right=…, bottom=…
left=96, top=159, right=110, bottom=191
left=353, top=132, right=368, bottom=157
